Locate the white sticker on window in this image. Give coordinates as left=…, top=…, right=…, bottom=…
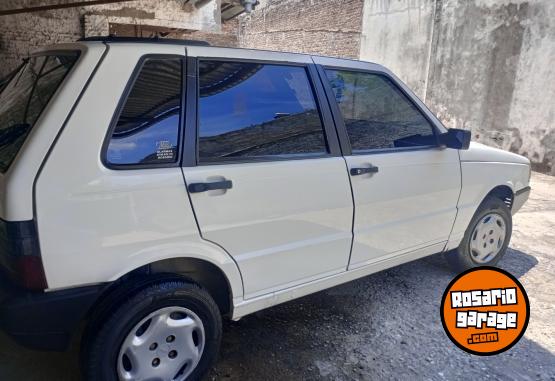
left=156, top=140, right=174, bottom=160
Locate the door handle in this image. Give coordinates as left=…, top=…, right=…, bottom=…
left=350, top=166, right=379, bottom=176
left=188, top=180, right=233, bottom=193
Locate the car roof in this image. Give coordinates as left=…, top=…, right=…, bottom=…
left=79, top=36, right=212, bottom=46
left=78, top=36, right=382, bottom=69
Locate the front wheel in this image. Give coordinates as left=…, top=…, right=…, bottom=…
left=82, top=279, right=222, bottom=381
left=445, top=195, right=512, bottom=272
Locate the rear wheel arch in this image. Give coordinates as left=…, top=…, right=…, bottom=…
left=88, top=257, right=234, bottom=320
left=80, top=256, right=235, bottom=359
left=149, top=257, right=233, bottom=316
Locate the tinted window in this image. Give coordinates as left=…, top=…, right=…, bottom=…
left=198, top=61, right=327, bottom=163
left=106, top=58, right=182, bottom=166
left=0, top=53, right=78, bottom=172
left=325, top=70, right=436, bottom=151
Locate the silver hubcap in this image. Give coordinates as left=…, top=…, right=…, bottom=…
left=118, top=306, right=205, bottom=381
left=469, top=213, right=507, bottom=263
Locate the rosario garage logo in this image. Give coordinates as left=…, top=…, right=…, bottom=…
left=440, top=267, right=529, bottom=355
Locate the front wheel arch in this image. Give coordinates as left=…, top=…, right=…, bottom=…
left=483, top=184, right=514, bottom=210
left=446, top=195, right=513, bottom=272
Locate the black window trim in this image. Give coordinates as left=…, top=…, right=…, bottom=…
left=183, top=57, right=342, bottom=167
left=316, top=64, right=444, bottom=156
left=30, top=50, right=82, bottom=58
left=101, top=54, right=186, bottom=170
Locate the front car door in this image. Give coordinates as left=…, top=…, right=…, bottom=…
left=182, top=48, right=353, bottom=299
left=314, top=57, right=461, bottom=269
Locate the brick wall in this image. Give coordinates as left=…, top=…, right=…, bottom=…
left=238, top=0, right=364, bottom=59
left=107, top=17, right=239, bottom=48
left=0, top=3, right=82, bottom=77
left=0, top=0, right=237, bottom=78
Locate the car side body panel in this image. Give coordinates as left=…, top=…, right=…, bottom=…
left=459, top=142, right=531, bottom=165
left=232, top=240, right=445, bottom=319
left=183, top=158, right=354, bottom=300
left=346, top=148, right=461, bottom=269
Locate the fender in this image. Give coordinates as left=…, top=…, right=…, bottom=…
left=446, top=163, right=527, bottom=251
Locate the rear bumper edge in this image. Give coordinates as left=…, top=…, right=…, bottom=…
left=0, top=280, right=106, bottom=351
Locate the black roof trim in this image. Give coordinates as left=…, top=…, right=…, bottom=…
left=79, top=36, right=210, bottom=46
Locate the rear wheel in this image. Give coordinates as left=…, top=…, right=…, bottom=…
left=82, top=279, right=221, bottom=381
left=446, top=196, right=512, bottom=272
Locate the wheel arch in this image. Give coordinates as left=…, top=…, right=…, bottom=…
left=149, top=257, right=234, bottom=315
left=446, top=178, right=516, bottom=252
left=483, top=184, right=514, bottom=209
left=91, top=255, right=238, bottom=319
left=79, top=254, right=239, bottom=358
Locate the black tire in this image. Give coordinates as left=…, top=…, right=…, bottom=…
left=82, top=279, right=222, bottom=381
left=445, top=195, right=512, bottom=272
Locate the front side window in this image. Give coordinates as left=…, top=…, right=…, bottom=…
left=0, top=53, right=79, bottom=172
left=198, top=61, right=328, bottom=163
left=325, top=69, right=436, bottom=151
left=106, top=58, right=182, bottom=166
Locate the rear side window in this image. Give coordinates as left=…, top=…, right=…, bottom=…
left=198, top=61, right=328, bottom=163
left=106, top=58, right=182, bottom=167
left=325, top=69, right=436, bottom=151
left=0, top=53, right=78, bottom=172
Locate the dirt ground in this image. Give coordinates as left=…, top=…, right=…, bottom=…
left=0, top=172, right=553, bottom=380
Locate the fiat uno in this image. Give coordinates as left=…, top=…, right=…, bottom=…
left=0, top=37, right=531, bottom=380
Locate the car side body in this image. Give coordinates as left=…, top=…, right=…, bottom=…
left=0, top=39, right=530, bottom=354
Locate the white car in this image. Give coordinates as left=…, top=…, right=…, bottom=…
left=0, top=37, right=530, bottom=380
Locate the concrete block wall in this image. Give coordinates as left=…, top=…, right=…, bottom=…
left=359, top=0, right=435, bottom=100
left=238, top=0, right=364, bottom=59
left=360, top=0, right=555, bottom=174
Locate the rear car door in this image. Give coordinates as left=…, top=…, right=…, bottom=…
left=182, top=51, right=353, bottom=300
left=316, top=59, right=461, bottom=269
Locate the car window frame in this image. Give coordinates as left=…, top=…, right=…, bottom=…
left=184, top=57, right=341, bottom=167
left=317, top=65, right=442, bottom=156
left=101, top=54, right=186, bottom=170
